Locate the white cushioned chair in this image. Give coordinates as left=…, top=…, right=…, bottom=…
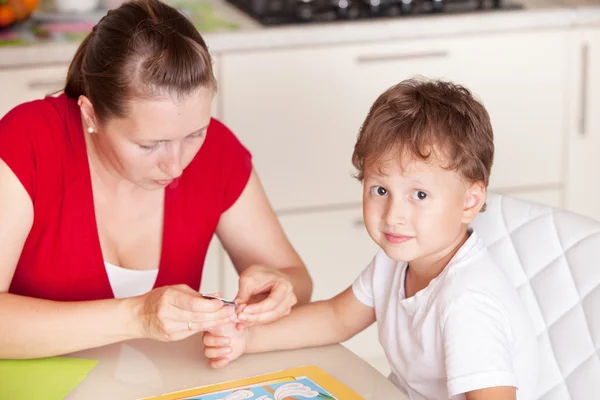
left=471, top=193, right=600, bottom=400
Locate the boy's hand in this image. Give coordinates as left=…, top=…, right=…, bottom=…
left=202, top=321, right=249, bottom=368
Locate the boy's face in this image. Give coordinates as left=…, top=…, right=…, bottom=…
left=362, top=152, right=484, bottom=266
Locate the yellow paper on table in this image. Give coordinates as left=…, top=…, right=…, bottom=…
left=0, top=357, right=98, bottom=400
left=144, top=365, right=364, bottom=400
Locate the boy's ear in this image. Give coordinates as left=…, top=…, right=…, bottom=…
left=462, top=181, right=486, bottom=224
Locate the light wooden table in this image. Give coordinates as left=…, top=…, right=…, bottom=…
left=66, top=334, right=406, bottom=399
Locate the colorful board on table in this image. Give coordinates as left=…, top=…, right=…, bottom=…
left=143, top=365, right=364, bottom=400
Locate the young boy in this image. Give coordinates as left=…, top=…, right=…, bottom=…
left=203, top=79, right=538, bottom=400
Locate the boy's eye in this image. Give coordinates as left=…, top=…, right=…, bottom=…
left=188, top=131, right=205, bottom=139
left=371, top=186, right=388, bottom=197
left=411, top=190, right=428, bottom=200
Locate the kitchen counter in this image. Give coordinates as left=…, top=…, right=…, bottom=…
left=0, top=0, right=599, bottom=68
left=64, top=334, right=406, bottom=399
left=204, top=1, right=600, bottom=52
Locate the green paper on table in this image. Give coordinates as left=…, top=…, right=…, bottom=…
left=0, top=357, right=98, bottom=400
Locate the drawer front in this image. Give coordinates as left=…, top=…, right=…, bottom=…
left=0, top=65, right=68, bottom=118
left=445, top=30, right=568, bottom=191
left=565, top=28, right=600, bottom=222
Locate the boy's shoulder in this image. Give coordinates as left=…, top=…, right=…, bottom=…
left=435, top=231, right=526, bottom=323
left=444, top=230, right=511, bottom=285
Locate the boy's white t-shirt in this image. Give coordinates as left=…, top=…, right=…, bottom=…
left=352, top=231, right=538, bottom=400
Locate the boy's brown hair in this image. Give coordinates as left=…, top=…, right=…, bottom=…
left=352, top=78, right=494, bottom=190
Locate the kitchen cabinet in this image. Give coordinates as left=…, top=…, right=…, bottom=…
left=565, top=28, right=600, bottom=221
left=220, top=38, right=452, bottom=212
left=443, top=30, right=567, bottom=193
left=0, top=64, right=68, bottom=118
left=220, top=29, right=568, bottom=212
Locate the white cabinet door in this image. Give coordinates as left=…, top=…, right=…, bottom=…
left=565, top=28, right=600, bottom=221
left=221, top=30, right=567, bottom=212
left=221, top=40, right=453, bottom=212
left=444, top=30, right=568, bottom=192
left=222, top=208, right=388, bottom=373
left=0, top=65, right=68, bottom=118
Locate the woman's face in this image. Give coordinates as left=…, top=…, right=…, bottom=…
left=89, top=87, right=213, bottom=190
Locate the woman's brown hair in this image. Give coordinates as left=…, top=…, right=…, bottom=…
left=65, top=0, right=216, bottom=123
left=352, top=78, right=494, bottom=189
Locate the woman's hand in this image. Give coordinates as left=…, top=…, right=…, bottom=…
left=234, top=265, right=298, bottom=325
left=133, top=285, right=237, bottom=342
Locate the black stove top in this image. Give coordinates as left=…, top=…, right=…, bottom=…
left=225, top=0, right=523, bottom=26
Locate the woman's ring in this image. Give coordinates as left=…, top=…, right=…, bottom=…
left=188, top=321, right=192, bottom=331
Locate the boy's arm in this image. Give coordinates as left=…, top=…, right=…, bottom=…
left=465, top=387, right=516, bottom=400
left=245, top=286, right=375, bottom=353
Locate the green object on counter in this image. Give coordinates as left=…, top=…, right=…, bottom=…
left=170, top=0, right=239, bottom=32
left=0, top=357, right=98, bottom=400
left=0, top=0, right=238, bottom=47
left=0, top=38, right=26, bottom=46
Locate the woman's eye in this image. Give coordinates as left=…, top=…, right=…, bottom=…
left=139, top=143, right=159, bottom=152
left=371, top=186, right=388, bottom=197
left=411, top=190, right=428, bottom=200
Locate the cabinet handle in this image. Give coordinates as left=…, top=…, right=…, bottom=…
left=27, top=79, right=64, bottom=91
left=356, top=50, right=448, bottom=64
left=579, top=43, right=589, bottom=137
left=353, top=218, right=365, bottom=228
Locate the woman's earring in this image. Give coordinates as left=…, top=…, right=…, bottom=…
left=87, top=126, right=95, bottom=134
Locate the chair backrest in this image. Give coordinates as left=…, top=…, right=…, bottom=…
left=471, top=193, right=600, bottom=399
